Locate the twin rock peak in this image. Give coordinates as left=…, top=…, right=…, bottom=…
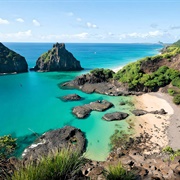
left=0, top=42, right=83, bottom=74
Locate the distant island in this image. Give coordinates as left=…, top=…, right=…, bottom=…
left=33, top=43, right=83, bottom=72
left=0, top=42, right=28, bottom=74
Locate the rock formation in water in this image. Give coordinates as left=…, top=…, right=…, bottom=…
left=22, top=126, right=86, bottom=164
left=73, top=100, right=114, bottom=118
left=0, top=42, right=28, bottom=74
left=34, top=43, right=83, bottom=71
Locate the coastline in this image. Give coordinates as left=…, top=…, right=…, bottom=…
left=133, top=91, right=180, bottom=150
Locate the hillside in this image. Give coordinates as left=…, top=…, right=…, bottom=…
left=114, top=40, right=180, bottom=94
left=0, top=43, right=28, bottom=74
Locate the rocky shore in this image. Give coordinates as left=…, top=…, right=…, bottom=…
left=22, top=126, right=86, bottom=164
left=61, top=73, right=143, bottom=96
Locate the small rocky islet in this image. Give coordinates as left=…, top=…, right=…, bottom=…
left=32, top=43, right=83, bottom=72
left=0, top=42, right=28, bottom=74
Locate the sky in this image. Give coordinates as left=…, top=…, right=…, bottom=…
left=0, top=0, right=180, bottom=43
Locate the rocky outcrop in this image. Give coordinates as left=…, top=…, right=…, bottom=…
left=102, top=112, right=129, bottom=121
left=73, top=100, right=114, bottom=118
left=60, top=94, right=83, bottom=101
left=22, top=126, right=86, bottom=163
left=61, top=73, right=143, bottom=96
left=0, top=42, right=28, bottom=74
left=140, top=53, right=180, bottom=74
left=34, top=43, right=83, bottom=71
left=132, top=109, right=167, bottom=116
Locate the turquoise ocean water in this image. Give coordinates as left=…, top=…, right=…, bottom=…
left=0, top=43, right=162, bottom=161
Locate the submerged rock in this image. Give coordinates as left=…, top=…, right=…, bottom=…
left=73, top=100, right=114, bottom=119
left=73, top=105, right=92, bottom=119
left=132, top=109, right=167, bottom=116
left=34, top=43, right=83, bottom=71
left=22, top=126, right=86, bottom=163
left=132, top=109, right=148, bottom=116
left=89, top=100, right=113, bottom=111
left=0, top=42, right=28, bottom=74
left=102, top=112, right=129, bottom=121
left=60, top=94, right=83, bottom=101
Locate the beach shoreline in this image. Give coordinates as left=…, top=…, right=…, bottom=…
left=133, top=91, right=180, bottom=150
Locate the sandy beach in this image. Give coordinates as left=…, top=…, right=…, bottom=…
left=133, top=92, right=180, bottom=150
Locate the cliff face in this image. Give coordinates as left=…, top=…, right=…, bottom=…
left=34, top=43, right=83, bottom=71
left=0, top=43, right=28, bottom=74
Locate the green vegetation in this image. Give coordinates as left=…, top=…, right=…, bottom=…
left=41, top=52, right=51, bottom=63
left=114, top=64, right=180, bottom=91
left=0, top=43, right=19, bottom=63
left=173, top=94, right=180, bottom=105
left=110, top=130, right=132, bottom=150
left=90, top=68, right=115, bottom=80
left=105, top=162, right=135, bottom=180
left=11, top=149, right=86, bottom=180
left=172, top=39, right=180, bottom=47
left=114, top=40, right=180, bottom=93
left=0, top=135, right=17, bottom=158
left=167, top=88, right=175, bottom=96
left=162, top=146, right=180, bottom=160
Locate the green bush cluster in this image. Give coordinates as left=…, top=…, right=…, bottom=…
left=0, top=135, right=16, bottom=158
left=11, top=149, right=86, bottom=180
left=115, top=64, right=180, bottom=90
left=105, top=162, right=135, bottom=180
left=167, top=89, right=175, bottom=96
left=90, top=68, right=115, bottom=79
left=173, top=94, right=180, bottom=105
left=162, top=146, right=180, bottom=160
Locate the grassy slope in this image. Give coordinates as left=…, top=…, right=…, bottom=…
left=113, top=40, right=180, bottom=104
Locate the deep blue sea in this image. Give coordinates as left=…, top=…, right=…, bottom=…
left=0, top=43, right=162, bottom=160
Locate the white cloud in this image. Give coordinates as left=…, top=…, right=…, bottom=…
left=16, top=18, right=24, bottom=23
left=118, top=30, right=164, bottom=39
left=32, top=19, right=40, bottom=26
left=86, top=22, right=97, bottom=28
left=0, top=30, right=32, bottom=39
left=76, top=18, right=82, bottom=22
left=40, top=32, right=89, bottom=41
left=0, top=18, right=9, bottom=25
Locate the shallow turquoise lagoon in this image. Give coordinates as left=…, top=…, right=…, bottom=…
left=0, top=43, right=161, bottom=160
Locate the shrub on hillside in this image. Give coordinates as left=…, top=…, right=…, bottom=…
left=0, top=135, right=16, bottom=158
left=11, top=149, right=86, bottom=180
left=104, top=162, right=135, bottom=180
left=90, top=68, right=115, bottom=79
left=173, top=94, right=180, bottom=105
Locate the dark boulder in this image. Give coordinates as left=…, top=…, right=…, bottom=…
left=102, top=112, right=129, bottom=121
left=73, top=100, right=114, bottom=119
left=132, top=109, right=167, bottom=116
left=22, top=126, right=86, bottom=163
left=89, top=100, right=114, bottom=111
left=34, top=43, right=83, bottom=71
left=150, top=108, right=167, bottom=115
left=0, top=42, right=28, bottom=74
left=60, top=94, right=83, bottom=101
left=73, top=105, right=92, bottom=119
left=132, top=109, right=148, bottom=116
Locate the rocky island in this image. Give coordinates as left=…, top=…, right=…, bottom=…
left=33, top=43, right=83, bottom=72
left=0, top=42, right=28, bottom=74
